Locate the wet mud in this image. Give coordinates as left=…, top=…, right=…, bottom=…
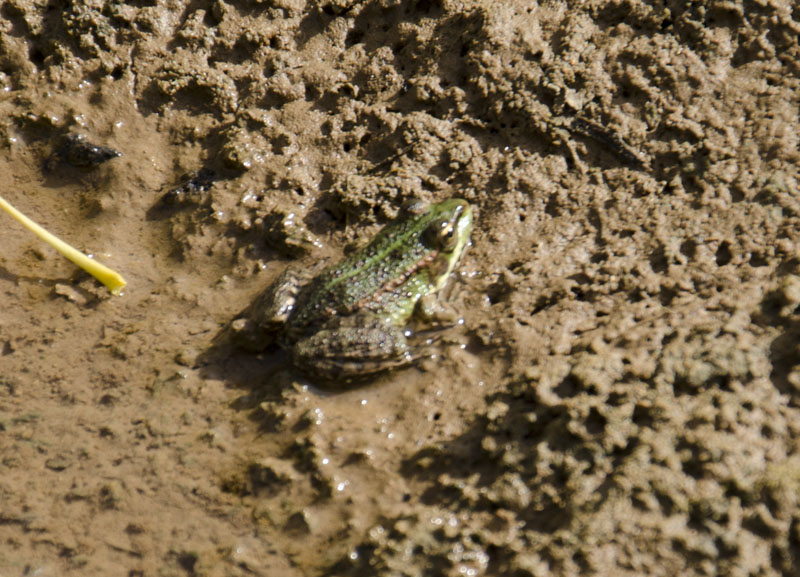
left=1, top=1, right=800, bottom=575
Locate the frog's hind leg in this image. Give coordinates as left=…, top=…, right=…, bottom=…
left=228, top=268, right=308, bottom=352
left=291, top=315, right=413, bottom=384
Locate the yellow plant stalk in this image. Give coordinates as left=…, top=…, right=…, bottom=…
left=0, top=194, right=126, bottom=295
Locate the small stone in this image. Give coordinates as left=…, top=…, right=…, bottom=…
left=175, top=347, right=199, bottom=367
left=229, top=543, right=260, bottom=571
left=45, top=455, right=73, bottom=471
left=57, top=133, right=122, bottom=167
left=53, top=284, right=88, bottom=305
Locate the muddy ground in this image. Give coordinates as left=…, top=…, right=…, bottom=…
left=1, top=0, right=800, bottom=575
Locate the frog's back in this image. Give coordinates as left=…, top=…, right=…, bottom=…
left=286, top=211, right=433, bottom=335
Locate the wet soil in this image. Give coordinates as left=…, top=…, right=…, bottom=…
left=2, top=1, right=800, bottom=575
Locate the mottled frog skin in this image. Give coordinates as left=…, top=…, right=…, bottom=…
left=238, top=198, right=473, bottom=382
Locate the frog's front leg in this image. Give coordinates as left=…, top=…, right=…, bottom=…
left=415, top=292, right=462, bottom=326
left=291, top=314, right=413, bottom=382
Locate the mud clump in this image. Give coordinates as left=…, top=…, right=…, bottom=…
left=1, top=0, right=800, bottom=575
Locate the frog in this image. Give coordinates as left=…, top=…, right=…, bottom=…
left=231, top=198, right=473, bottom=383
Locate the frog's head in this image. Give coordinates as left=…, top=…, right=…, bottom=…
left=421, top=198, right=473, bottom=290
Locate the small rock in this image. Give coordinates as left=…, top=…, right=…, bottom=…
left=45, top=454, right=73, bottom=471
left=175, top=347, right=200, bottom=367
left=53, top=284, right=89, bottom=305
left=159, top=168, right=216, bottom=207
left=57, top=133, right=121, bottom=167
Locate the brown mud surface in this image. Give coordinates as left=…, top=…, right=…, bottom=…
left=2, top=1, right=800, bottom=575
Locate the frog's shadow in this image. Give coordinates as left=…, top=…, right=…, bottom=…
left=196, top=311, right=361, bottom=419
left=196, top=314, right=299, bottom=413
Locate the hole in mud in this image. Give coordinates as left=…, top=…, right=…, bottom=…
left=716, top=241, right=733, bottom=266
left=486, top=281, right=510, bottom=305
left=346, top=28, right=364, bottom=47
left=413, top=0, right=443, bottom=15
left=305, top=84, right=320, bottom=100
left=716, top=240, right=733, bottom=266
left=743, top=512, right=780, bottom=538
left=672, top=377, right=696, bottom=396
left=649, top=244, right=669, bottom=273
left=679, top=239, right=696, bottom=260
left=607, top=392, right=626, bottom=406
left=177, top=552, right=198, bottom=573
left=655, top=492, right=675, bottom=516
left=545, top=194, right=561, bottom=217
left=521, top=503, right=572, bottom=533
left=682, top=456, right=704, bottom=480
left=659, top=286, right=677, bottom=306
left=98, top=394, right=117, bottom=406
left=749, top=251, right=769, bottom=267
left=570, top=273, right=591, bottom=286
left=531, top=293, right=557, bottom=315
left=632, top=403, right=654, bottom=427
left=631, top=491, right=652, bottom=512
left=585, top=408, right=606, bottom=435
left=554, top=375, right=580, bottom=398
left=29, top=47, right=45, bottom=67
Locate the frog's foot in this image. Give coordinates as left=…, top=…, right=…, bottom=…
left=249, top=268, right=307, bottom=327
left=228, top=317, right=278, bottom=352
left=415, top=293, right=463, bottom=328
left=291, top=315, right=413, bottom=384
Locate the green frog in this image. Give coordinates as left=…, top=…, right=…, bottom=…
left=233, top=198, right=473, bottom=382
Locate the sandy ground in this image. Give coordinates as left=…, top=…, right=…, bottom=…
left=1, top=0, right=800, bottom=575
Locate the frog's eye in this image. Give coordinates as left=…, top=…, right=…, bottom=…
left=424, top=216, right=459, bottom=251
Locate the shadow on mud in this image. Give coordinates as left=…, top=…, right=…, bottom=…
left=196, top=310, right=299, bottom=431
